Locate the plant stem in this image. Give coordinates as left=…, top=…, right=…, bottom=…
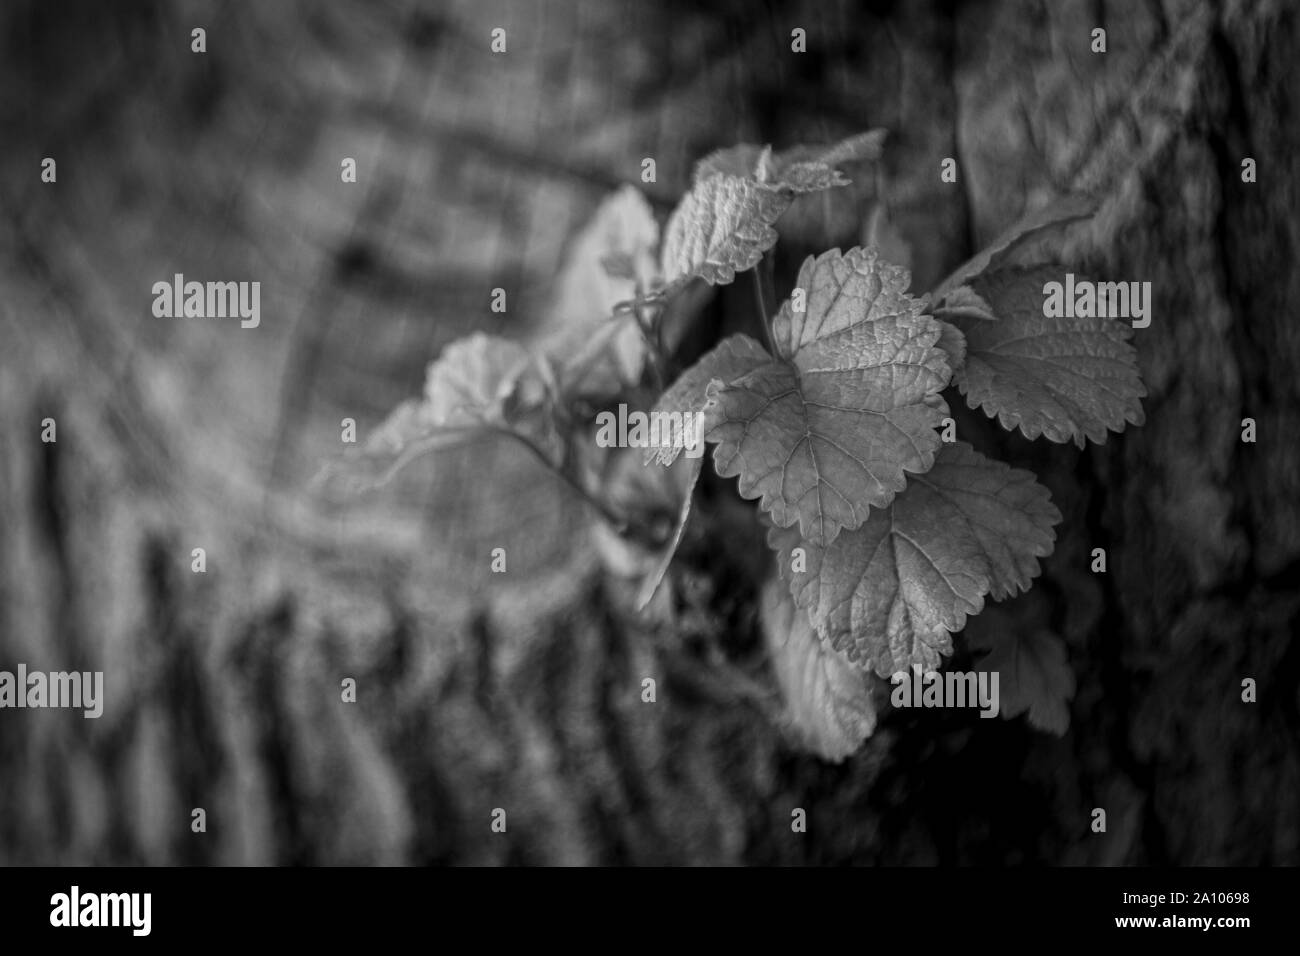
left=639, top=300, right=667, bottom=393
left=490, top=426, right=629, bottom=533
left=752, top=260, right=777, bottom=355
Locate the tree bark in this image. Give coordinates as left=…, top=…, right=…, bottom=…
left=0, top=0, right=1296, bottom=865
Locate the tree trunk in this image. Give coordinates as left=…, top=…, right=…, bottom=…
left=1, top=0, right=1296, bottom=865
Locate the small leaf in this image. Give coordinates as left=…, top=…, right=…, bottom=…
left=760, top=578, right=875, bottom=761
left=694, top=144, right=767, bottom=183
left=695, top=131, right=886, bottom=191
left=663, top=131, right=887, bottom=288
left=708, top=247, right=951, bottom=546
left=930, top=287, right=987, bottom=372
left=770, top=442, right=1061, bottom=678
left=424, top=333, right=554, bottom=427
left=643, top=333, right=771, bottom=466
left=934, top=320, right=968, bottom=372
left=755, top=131, right=886, bottom=193
left=933, top=285, right=995, bottom=322
left=771, top=161, right=850, bottom=194
left=543, top=185, right=659, bottom=397
left=969, top=624, right=1076, bottom=735
left=932, top=193, right=1099, bottom=302
left=953, top=266, right=1146, bottom=447
left=315, top=334, right=562, bottom=497
left=660, top=174, right=793, bottom=286
left=775, top=130, right=888, bottom=179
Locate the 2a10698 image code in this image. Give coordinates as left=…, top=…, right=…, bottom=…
left=1123, top=892, right=1249, bottom=907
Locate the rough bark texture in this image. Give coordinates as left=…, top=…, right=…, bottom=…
left=1, top=0, right=1297, bottom=865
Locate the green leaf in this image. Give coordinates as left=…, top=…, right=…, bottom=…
left=760, top=579, right=876, bottom=761
left=643, top=333, right=771, bottom=466
left=707, top=247, right=952, bottom=547
left=662, top=131, right=886, bottom=287
left=952, top=266, right=1146, bottom=447
left=932, top=193, right=1099, bottom=302
left=968, top=624, right=1076, bottom=735
left=769, top=442, right=1061, bottom=678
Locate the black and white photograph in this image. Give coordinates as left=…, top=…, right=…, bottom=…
left=0, top=0, right=1296, bottom=935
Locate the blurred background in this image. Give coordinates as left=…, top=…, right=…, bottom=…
left=1, top=0, right=1297, bottom=865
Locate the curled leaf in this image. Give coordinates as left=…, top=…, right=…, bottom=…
left=695, top=131, right=885, bottom=190
left=660, top=174, right=793, bottom=286
left=933, top=285, right=996, bottom=322
left=588, top=445, right=700, bottom=602
left=764, top=130, right=888, bottom=190
left=635, top=456, right=704, bottom=610
left=662, top=131, right=887, bottom=287
left=932, top=193, right=1099, bottom=301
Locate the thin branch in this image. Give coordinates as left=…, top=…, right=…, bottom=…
left=487, top=425, right=629, bottom=533
left=639, top=299, right=667, bottom=393
left=752, top=259, right=777, bottom=355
